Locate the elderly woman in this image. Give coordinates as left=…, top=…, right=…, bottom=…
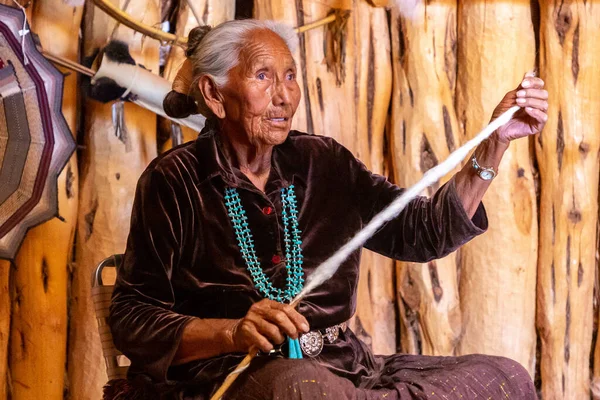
left=108, top=19, right=548, bottom=400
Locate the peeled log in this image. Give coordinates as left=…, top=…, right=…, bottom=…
left=161, top=0, right=235, bottom=151
left=255, top=0, right=394, bottom=353
left=0, top=260, right=9, bottom=399
left=351, top=1, right=394, bottom=355
left=7, top=2, right=82, bottom=399
left=536, top=2, right=600, bottom=399
left=390, top=1, right=461, bottom=356
left=67, top=2, right=160, bottom=398
left=455, top=3, right=538, bottom=374
left=0, top=8, right=16, bottom=399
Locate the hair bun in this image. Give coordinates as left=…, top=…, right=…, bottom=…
left=163, top=90, right=198, bottom=119
left=186, top=25, right=212, bottom=57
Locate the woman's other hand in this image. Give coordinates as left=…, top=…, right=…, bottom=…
left=491, top=71, right=549, bottom=144
left=229, top=299, right=310, bottom=353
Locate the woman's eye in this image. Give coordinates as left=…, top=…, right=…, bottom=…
left=257, top=73, right=266, bottom=80
left=286, top=73, right=295, bottom=81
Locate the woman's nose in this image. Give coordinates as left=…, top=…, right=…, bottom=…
left=272, top=79, right=291, bottom=106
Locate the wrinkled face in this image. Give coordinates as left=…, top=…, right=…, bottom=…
left=219, top=29, right=301, bottom=147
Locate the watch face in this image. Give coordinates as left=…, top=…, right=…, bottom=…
left=480, top=170, right=494, bottom=180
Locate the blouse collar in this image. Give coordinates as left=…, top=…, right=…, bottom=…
left=194, top=119, right=294, bottom=191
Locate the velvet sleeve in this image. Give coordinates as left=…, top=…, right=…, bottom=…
left=108, top=166, right=195, bottom=382
left=336, top=144, right=488, bottom=262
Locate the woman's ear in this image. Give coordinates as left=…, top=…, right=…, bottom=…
left=198, top=75, right=226, bottom=118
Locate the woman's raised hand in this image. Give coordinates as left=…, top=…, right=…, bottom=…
left=491, top=71, right=549, bottom=144
left=230, top=299, right=310, bottom=353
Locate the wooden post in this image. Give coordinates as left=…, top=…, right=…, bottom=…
left=0, top=3, right=22, bottom=398
left=161, top=0, right=235, bottom=151
left=0, top=260, right=9, bottom=399
left=255, top=0, right=394, bottom=353
left=351, top=0, right=394, bottom=355
left=537, top=2, right=600, bottom=399
left=67, top=1, right=160, bottom=398
left=7, top=2, right=82, bottom=399
left=389, top=1, right=461, bottom=356
left=455, top=2, right=538, bottom=374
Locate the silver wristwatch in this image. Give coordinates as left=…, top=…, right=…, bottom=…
left=471, top=155, right=496, bottom=181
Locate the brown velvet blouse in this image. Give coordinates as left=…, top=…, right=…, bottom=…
left=109, top=124, right=488, bottom=398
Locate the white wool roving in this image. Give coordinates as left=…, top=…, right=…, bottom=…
left=292, top=106, right=521, bottom=304
left=213, top=105, right=522, bottom=400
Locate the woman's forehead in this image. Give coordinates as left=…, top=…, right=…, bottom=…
left=239, top=30, right=296, bottom=69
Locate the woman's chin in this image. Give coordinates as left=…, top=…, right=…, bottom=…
left=267, top=131, right=290, bottom=146
left=260, top=127, right=291, bottom=146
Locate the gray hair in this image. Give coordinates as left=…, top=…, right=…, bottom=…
left=187, top=20, right=298, bottom=117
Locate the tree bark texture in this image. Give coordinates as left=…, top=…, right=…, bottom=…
left=390, top=1, right=462, bottom=357
left=536, top=2, right=600, bottom=399
left=67, top=1, right=160, bottom=398
left=7, top=1, right=82, bottom=399
left=455, top=1, right=538, bottom=375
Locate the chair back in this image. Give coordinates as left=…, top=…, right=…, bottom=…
left=91, top=254, right=130, bottom=380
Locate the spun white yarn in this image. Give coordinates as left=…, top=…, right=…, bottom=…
left=293, top=105, right=521, bottom=303
left=212, top=106, right=521, bottom=400
left=228, top=362, right=251, bottom=376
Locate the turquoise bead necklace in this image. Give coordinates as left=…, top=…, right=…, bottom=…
left=224, top=185, right=305, bottom=358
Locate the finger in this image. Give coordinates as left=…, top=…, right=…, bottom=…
left=277, top=303, right=310, bottom=335
left=516, top=88, right=548, bottom=100
left=524, top=70, right=537, bottom=79
left=262, top=308, right=301, bottom=339
left=516, top=97, right=548, bottom=112
left=240, top=322, right=274, bottom=353
left=247, top=314, right=286, bottom=344
left=525, top=106, right=548, bottom=123
left=520, top=77, right=544, bottom=89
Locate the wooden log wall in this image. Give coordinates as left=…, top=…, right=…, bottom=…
left=68, top=1, right=161, bottom=398
left=389, top=1, right=462, bottom=356
left=1, top=1, right=600, bottom=398
left=0, top=0, right=81, bottom=398
left=537, top=2, right=600, bottom=399
left=0, top=259, right=8, bottom=398
left=8, top=2, right=83, bottom=399
left=0, top=2, right=32, bottom=397
left=455, top=2, right=538, bottom=374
